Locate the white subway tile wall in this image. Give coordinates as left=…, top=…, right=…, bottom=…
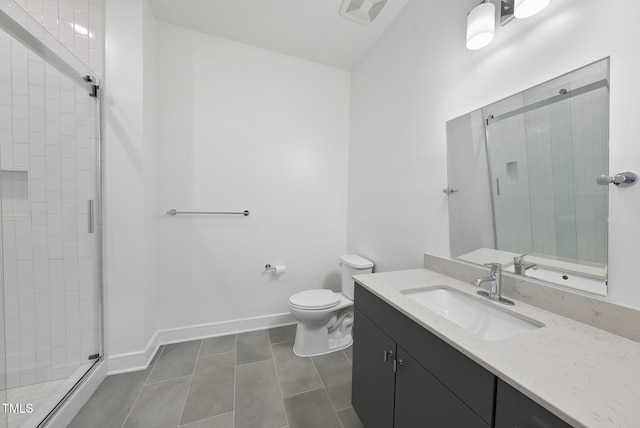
left=0, top=0, right=103, bottom=390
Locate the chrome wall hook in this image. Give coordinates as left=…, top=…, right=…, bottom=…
left=596, top=172, right=638, bottom=187
left=442, top=187, right=458, bottom=195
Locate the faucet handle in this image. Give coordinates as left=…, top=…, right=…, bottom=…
left=483, top=262, right=502, bottom=274
left=513, top=255, right=525, bottom=265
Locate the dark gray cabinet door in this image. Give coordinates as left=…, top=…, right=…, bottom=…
left=495, top=379, right=572, bottom=428
left=355, top=283, right=495, bottom=425
left=394, top=347, right=490, bottom=428
left=352, top=308, right=397, bottom=428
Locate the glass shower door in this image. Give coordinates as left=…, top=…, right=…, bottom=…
left=0, top=2, right=102, bottom=426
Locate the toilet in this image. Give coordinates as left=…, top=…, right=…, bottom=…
left=288, top=254, right=374, bottom=357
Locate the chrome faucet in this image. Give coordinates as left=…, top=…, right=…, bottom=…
left=474, top=263, right=515, bottom=306
left=513, top=254, right=538, bottom=276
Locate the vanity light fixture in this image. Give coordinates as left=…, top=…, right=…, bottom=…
left=468, top=0, right=551, bottom=50
left=500, top=0, right=551, bottom=25
left=466, top=1, right=496, bottom=50
left=514, top=0, right=551, bottom=19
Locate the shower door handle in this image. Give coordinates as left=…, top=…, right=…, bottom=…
left=88, top=200, right=94, bottom=233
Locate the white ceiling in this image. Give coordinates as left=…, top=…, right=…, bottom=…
left=147, top=0, right=410, bottom=70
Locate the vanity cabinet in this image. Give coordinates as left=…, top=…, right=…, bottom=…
left=353, top=283, right=576, bottom=428
left=352, top=284, right=494, bottom=428
left=495, top=379, right=572, bottom=428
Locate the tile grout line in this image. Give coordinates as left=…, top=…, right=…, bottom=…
left=175, top=340, right=204, bottom=427
left=119, top=344, right=166, bottom=428
left=334, top=405, right=353, bottom=412
left=309, top=356, right=327, bottom=393
left=194, top=350, right=236, bottom=360
left=232, top=334, right=237, bottom=428
left=336, top=347, right=354, bottom=420
left=144, top=374, right=193, bottom=387
left=309, top=354, right=346, bottom=427
left=234, top=357, right=276, bottom=369
left=342, top=348, right=352, bottom=364
left=280, top=385, right=326, bottom=401
left=270, top=341, right=290, bottom=428
left=337, top=410, right=347, bottom=428
left=273, top=331, right=300, bottom=427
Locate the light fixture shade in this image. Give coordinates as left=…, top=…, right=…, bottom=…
left=466, top=2, right=495, bottom=50
left=514, top=0, right=550, bottom=19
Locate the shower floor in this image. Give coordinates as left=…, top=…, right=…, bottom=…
left=1, top=363, right=94, bottom=428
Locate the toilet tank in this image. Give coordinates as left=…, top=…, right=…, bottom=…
left=340, top=254, right=374, bottom=300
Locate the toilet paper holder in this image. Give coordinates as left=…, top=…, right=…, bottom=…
left=264, top=264, right=286, bottom=274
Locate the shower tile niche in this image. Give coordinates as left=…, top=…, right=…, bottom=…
left=1, top=169, right=30, bottom=219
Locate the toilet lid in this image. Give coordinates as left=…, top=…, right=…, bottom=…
left=289, top=290, right=340, bottom=310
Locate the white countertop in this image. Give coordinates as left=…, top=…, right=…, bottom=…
left=353, top=268, right=640, bottom=428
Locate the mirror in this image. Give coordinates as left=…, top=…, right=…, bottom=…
left=446, top=58, right=609, bottom=296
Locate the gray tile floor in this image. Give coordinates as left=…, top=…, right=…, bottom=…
left=69, top=325, right=364, bottom=428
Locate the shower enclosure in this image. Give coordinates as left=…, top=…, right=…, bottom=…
left=0, top=2, right=102, bottom=427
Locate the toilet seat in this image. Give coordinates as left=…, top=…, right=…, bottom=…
left=289, top=289, right=340, bottom=310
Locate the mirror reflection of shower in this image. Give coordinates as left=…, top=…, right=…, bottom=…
left=484, top=62, right=609, bottom=268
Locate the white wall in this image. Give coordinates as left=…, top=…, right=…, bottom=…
left=348, top=0, right=640, bottom=308
left=142, top=0, right=159, bottom=355
left=103, top=0, right=158, bottom=370
left=156, top=24, right=350, bottom=334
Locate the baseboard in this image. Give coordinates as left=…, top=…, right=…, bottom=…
left=106, top=330, right=160, bottom=375
left=106, top=312, right=295, bottom=375
left=157, top=312, right=295, bottom=345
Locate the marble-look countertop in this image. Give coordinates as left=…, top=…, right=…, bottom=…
left=353, top=268, right=640, bottom=428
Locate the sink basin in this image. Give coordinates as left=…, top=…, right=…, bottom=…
left=401, top=287, right=541, bottom=341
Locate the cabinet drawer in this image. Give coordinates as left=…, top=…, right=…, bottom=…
left=495, top=379, right=572, bottom=428
left=355, top=283, right=495, bottom=425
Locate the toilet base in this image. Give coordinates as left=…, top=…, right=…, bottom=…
left=293, top=333, right=353, bottom=357
left=328, top=334, right=353, bottom=353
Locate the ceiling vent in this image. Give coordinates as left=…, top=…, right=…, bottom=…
left=339, top=0, right=389, bottom=25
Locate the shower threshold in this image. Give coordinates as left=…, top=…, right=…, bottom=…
left=2, top=363, right=94, bottom=428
